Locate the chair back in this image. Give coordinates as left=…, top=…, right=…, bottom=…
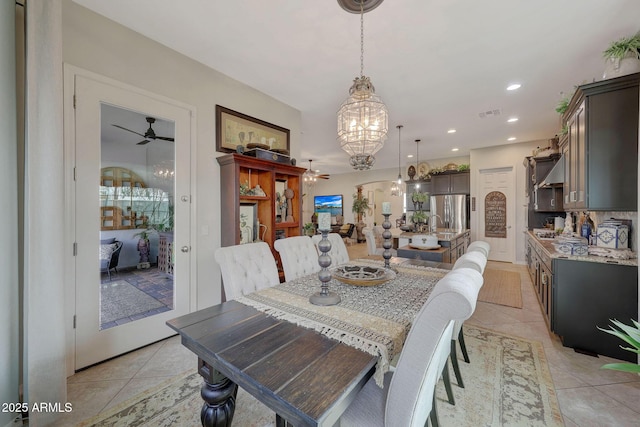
left=386, top=270, right=480, bottom=427
left=214, top=242, right=279, bottom=301
left=445, top=268, right=484, bottom=338
left=311, top=233, right=350, bottom=266
left=362, top=227, right=378, bottom=256
left=274, top=236, right=321, bottom=281
left=467, top=240, right=491, bottom=257
left=109, top=241, right=123, bottom=270
left=453, top=251, right=488, bottom=274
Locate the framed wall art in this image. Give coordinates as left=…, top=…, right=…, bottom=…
left=216, top=105, right=290, bottom=153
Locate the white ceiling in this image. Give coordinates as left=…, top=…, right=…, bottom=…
left=75, top=0, right=640, bottom=175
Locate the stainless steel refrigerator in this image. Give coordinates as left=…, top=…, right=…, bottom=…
left=429, top=194, right=470, bottom=231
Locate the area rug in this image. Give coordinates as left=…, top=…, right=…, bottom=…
left=76, top=326, right=563, bottom=427
left=100, top=280, right=165, bottom=325
left=479, top=269, right=523, bottom=308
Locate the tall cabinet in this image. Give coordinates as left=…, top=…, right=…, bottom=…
left=561, top=72, right=639, bottom=210
left=217, top=153, right=306, bottom=279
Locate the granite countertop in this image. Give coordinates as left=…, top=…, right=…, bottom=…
left=527, top=231, right=637, bottom=266
left=399, top=229, right=469, bottom=242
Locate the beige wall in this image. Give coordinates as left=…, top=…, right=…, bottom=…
left=62, top=0, right=302, bottom=311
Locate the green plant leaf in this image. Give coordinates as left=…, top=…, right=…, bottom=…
left=601, top=362, right=640, bottom=373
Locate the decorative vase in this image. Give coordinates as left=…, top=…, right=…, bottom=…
left=602, top=53, right=640, bottom=80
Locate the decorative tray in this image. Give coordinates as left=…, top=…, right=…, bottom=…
left=409, top=244, right=441, bottom=250
left=331, top=265, right=396, bottom=286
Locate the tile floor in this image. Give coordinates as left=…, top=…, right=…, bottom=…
left=54, top=244, right=639, bottom=426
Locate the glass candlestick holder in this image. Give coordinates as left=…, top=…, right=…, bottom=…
left=309, top=229, right=341, bottom=306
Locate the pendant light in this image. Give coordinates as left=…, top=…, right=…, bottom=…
left=415, top=139, right=421, bottom=189
left=390, top=125, right=403, bottom=196
left=303, top=159, right=318, bottom=188
left=336, top=0, right=388, bottom=170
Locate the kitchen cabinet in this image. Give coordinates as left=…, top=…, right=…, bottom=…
left=530, top=154, right=563, bottom=213
left=526, top=234, right=553, bottom=329
left=431, top=171, right=470, bottom=195
left=217, top=153, right=306, bottom=280
left=553, top=258, right=638, bottom=362
left=439, top=230, right=470, bottom=264
left=561, top=72, right=639, bottom=211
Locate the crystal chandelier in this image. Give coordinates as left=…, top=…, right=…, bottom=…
left=390, top=125, right=403, bottom=196
left=337, top=0, right=388, bottom=170
left=303, top=159, right=318, bottom=187
left=153, top=161, right=174, bottom=181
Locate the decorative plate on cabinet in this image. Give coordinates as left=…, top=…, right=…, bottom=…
left=407, top=165, right=416, bottom=180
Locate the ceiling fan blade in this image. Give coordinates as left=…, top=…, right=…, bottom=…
left=112, top=124, right=146, bottom=137
left=137, top=139, right=150, bottom=145
left=317, top=175, right=330, bottom=179
left=154, top=136, right=175, bottom=142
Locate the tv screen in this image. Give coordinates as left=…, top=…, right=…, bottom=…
left=314, top=194, right=343, bottom=216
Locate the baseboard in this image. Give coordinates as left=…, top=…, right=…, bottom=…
left=3, top=415, right=23, bottom=427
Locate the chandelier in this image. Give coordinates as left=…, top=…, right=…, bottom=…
left=153, top=161, right=174, bottom=181
left=303, top=159, right=318, bottom=187
left=390, top=125, right=403, bottom=196
left=337, top=0, right=388, bottom=171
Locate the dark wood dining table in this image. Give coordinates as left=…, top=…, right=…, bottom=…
left=166, top=258, right=451, bottom=427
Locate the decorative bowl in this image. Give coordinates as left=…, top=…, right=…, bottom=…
left=331, top=265, right=396, bottom=286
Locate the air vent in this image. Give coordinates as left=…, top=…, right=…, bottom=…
left=478, top=109, right=502, bottom=118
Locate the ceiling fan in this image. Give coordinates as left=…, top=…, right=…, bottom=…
left=112, top=116, right=175, bottom=145
left=304, top=159, right=330, bottom=182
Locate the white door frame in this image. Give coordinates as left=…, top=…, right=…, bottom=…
left=476, top=167, right=516, bottom=263
left=63, top=64, right=197, bottom=375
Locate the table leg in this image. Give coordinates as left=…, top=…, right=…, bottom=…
left=198, top=358, right=238, bottom=427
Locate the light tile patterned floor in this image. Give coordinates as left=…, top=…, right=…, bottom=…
left=54, top=244, right=640, bottom=426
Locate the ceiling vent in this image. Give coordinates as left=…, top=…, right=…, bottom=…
left=478, top=109, right=502, bottom=118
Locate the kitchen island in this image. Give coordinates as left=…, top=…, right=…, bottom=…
left=397, top=229, right=470, bottom=264
left=526, top=231, right=637, bottom=362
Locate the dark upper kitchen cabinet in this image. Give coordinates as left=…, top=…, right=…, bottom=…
left=561, top=72, right=639, bottom=211
left=405, top=179, right=431, bottom=212
left=431, top=171, right=470, bottom=195
left=530, top=154, right=563, bottom=212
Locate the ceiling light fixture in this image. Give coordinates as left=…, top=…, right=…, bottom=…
left=336, top=0, right=388, bottom=170
left=452, top=148, right=459, bottom=152
left=390, top=125, right=403, bottom=197
left=303, top=159, right=318, bottom=187
left=447, top=129, right=456, bottom=133
left=506, top=83, right=522, bottom=91
left=507, top=117, right=519, bottom=123
left=508, top=137, right=517, bottom=141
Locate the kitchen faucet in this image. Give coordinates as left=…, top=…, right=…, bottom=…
left=428, top=214, right=442, bottom=233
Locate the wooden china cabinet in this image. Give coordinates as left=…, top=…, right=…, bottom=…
left=217, top=153, right=306, bottom=280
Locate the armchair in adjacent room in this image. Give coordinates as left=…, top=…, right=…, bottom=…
left=99, top=240, right=123, bottom=281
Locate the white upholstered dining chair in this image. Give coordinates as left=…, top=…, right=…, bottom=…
left=273, top=236, right=321, bottom=282
left=450, top=256, right=487, bottom=389
left=213, top=242, right=280, bottom=301
left=338, top=266, right=480, bottom=427
left=311, top=233, right=350, bottom=266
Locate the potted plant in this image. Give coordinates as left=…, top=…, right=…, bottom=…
left=597, top=319, right=640, bottom=373
left=602, top=32, right=640, bottom=79
left=352, top=192, right=370, bottom=242
left=303, top=222, right=315, bottom=237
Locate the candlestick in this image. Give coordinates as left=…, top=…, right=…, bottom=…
left=309, top=229, right=341, bottom=306
left=382, top=213, right=393, bottom=270
left=381, top=201, right=391, bottom=215
left=318, top=212, right=331, bottom=231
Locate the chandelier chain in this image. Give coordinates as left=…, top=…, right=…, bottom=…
left=360, top=0, right=364, bottom=77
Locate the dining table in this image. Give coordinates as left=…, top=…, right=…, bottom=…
left=166, top=257, right=452, bottom=427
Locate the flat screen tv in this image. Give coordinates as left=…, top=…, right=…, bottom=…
left=314, top=194, right=343, bottom=216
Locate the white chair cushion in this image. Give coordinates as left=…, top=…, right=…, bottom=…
left=453, top=251, right=488, bottom=274
left=274, top=236, right=321, bottom=281
left=311, top=233, right=350, bottom=266
left=214, top=242, right=279, bottom=301
left=467, top=240, right=491, bottom=257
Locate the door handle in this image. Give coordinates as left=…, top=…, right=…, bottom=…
left=181, top=246, right=190, bottom=253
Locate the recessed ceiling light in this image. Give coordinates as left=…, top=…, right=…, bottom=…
left=451, top=148, right=459, bottom=152
left=447, top=129, right=456, bottom=134
left=507, top=117, right=519, bottom=123
left=506, top=83, right=521, bottom=91
left=508, top=137, right=516, bottom=141
left=407, top=154, right=414, bottom=158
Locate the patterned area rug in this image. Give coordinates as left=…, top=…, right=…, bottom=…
left=100, top=280, right=164, bottom=325
left=479, top=269, right=523, bottom=308
left=76, top=326, right=563, bottom=427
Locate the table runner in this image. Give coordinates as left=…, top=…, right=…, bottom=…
left=236, top=259, right=449, bottom=386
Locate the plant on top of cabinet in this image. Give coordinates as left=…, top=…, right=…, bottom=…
left=602, top=32, right=640, bottom=79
